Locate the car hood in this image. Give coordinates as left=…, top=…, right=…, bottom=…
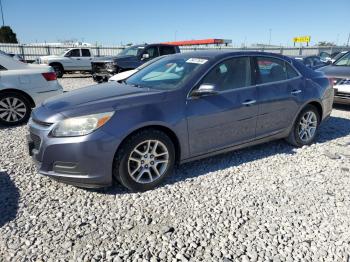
left=32, top=82, right=165, bottom=123
left=317, top=65, right=350, bottom=79
left=40, top=55, right=63, bottom=60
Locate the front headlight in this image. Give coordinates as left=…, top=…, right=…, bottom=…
left=51, top=112, right=114, bottom=137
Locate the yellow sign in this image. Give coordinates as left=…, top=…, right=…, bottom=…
left=293, top=36, right=311, bottom=43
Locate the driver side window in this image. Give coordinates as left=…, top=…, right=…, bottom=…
left=67, top=49, right=80, bottom=57
left=201, top=57, right=252, bottom=91
left=144, top=47, right=159, bottom=59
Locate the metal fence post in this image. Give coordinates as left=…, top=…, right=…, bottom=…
left=46, top=45, right=50, bottom=55
left=19, top=44, right=25, bottom=61
left=96, top=46, right=100, bottom=56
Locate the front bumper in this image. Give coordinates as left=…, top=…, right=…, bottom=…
left=27, top=119, right=121, bottom=188
left=334, top=88, right=350, bottom=105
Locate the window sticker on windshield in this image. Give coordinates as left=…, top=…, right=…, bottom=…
left=186, top=58, right=208, bottom=64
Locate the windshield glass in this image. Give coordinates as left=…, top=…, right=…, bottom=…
left=58, top=49, right=70, bottom=56
left=334, top=52, right=350, bottom=66
left=125, top=57, right=207, bottom=90
left=118, top=46, right=142, bottom=57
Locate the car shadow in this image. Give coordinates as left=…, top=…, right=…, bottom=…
left=94, top=115, right=350, bottom=195
left=0, top=172, right=20, bottom=228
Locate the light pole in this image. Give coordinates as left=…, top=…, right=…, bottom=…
left=0, top=0, right=5, bottom=27
left=268, top=29, right=272, bottom=46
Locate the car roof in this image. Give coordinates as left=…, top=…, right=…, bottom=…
left=170, top=50, right=291, bottom=61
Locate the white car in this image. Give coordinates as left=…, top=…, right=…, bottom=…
left=0, top=53, right=63, bottom=126
left=38, top=48, right=94, bottom=78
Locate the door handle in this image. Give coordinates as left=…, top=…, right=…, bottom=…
left=242, top=99, right=256, bottom=106
left=291, top=90, right=302, bottom=95
left=76, top=58, right=81, bottom=60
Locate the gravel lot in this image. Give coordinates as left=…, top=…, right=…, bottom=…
left=1, top=75, right=350, bottom=261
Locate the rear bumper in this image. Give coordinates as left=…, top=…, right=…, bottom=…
left=32, top=84, right=64, bottom=106
left=27, top=119, right=121, bottom=188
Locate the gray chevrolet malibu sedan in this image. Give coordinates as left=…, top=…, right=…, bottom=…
left=28, top=51, right=334, bottom=191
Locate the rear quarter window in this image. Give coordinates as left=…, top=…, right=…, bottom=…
left=0, top=64, right=7, bottom=70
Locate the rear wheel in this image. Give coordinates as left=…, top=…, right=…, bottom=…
left=0, top=93, right=31, bottom=126
left=113, top=129, right=175, bottom=192
left=286, top=105, right=320, bottom=147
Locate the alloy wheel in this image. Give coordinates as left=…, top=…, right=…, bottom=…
left=0, top=97, right=27, bottom=123
left=298, top=111, right=317, bottom=142
left=127, top=140, right=169, bottom=184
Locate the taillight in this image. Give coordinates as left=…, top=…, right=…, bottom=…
left=42, top=72, right=57, bottom=81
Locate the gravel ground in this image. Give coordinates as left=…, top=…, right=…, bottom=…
left=1, top=75, right=350, bottom=261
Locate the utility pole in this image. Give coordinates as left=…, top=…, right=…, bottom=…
left=268, top=29, right=272, bottom=46
left=347, top=33, right=350, bottom=47
left=0, top=0, right=5, bottom=27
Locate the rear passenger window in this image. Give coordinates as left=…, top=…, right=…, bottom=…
left=202, top=57, right=251, bottom=91
left=159, top=46, right=176, bottom=55
left=285, top=63, right=299, bottom=78
left=256, top=57, right=298, bottom=84
left=81, top=49, right=91, bottom=57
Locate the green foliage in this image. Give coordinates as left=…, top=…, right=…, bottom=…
left=0, top=26, right=18, bottom=43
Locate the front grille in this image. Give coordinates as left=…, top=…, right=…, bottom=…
left=30, top=133, right=41, bottom=150
left=335, top=91, right=350, bottom=99
left=92, top=62, right=108, bottom=73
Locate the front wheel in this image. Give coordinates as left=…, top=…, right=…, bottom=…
left=0, top=93, right=31, bottom=126
left=51, top=64, right=64, bottom=78
left=286, top=105, right=320, bottom=147
left=113, top=129, right=175, bottom=192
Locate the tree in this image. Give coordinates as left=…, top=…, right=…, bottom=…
left=0, top=26, right=18, bottom=43
left=317, top=41, right=336, bottom=47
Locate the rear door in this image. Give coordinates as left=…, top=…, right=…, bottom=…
left=80, top=49, right=93, bottom=70
left=254, top=56, right=303, bottom=138
left=186, top=56, right=258, bottom=155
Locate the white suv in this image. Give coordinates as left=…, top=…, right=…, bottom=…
left=38, top=48, right=93, bottom=78
left=0, top=54, right=63, bottom=126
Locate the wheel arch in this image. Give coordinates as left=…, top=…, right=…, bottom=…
left=117, top=124, right=182, bottom=163
left=49, top=62, right=64, bottom=70
left=0, top=88, right=35, bottom=108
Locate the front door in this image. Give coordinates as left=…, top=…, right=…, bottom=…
left=186, top=56, right=258, bottom=156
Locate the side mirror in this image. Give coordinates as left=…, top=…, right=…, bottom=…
left=191, top=84, right=218, bottom=98
left=142, top=53, right=150, bottom=60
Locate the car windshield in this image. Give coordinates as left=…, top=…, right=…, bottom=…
left=136, top=55, right=166, bottom=70
left=125, top=57, right=207, bottom=90
left=333, top=52, right=348, bottom=63
left=334, top=52, right=350, bottom=66
left=58, top=49, right=70, bottom=56
left=118, top=46, right=142, bottom=57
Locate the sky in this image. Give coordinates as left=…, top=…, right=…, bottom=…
left=3, top=0, right=350, bottom=46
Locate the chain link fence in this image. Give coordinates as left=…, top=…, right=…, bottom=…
left=0, top=43, right=349, bottom=62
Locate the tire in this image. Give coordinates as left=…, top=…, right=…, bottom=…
left=286, top=105, right=320, bottom=147
left=50, top=63, right=64, bottom=78
left=0, top=92, right=32, bottom=126
left=113, top=129, right=175, bottom=192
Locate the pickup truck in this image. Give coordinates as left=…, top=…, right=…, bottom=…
left=91, top=44, right=180, bottom=82
left=38, top=48, right=94, bottom=78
